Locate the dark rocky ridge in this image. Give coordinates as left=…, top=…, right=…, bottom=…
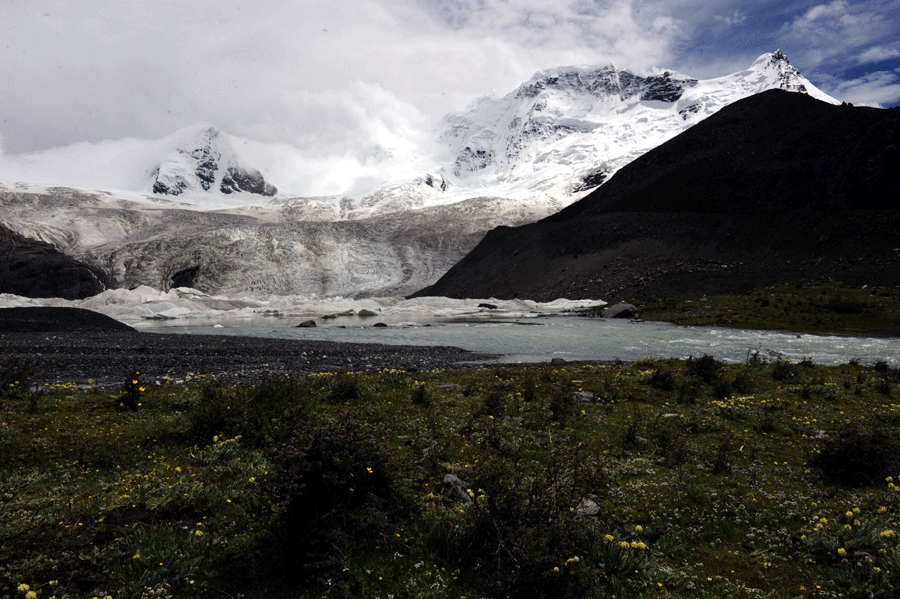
left=0, top=225, right=110, bottom=299
left=414, top=90, right=900, bottom=301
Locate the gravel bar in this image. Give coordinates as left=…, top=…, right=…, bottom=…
left=0, top=308, right=494, bottom=387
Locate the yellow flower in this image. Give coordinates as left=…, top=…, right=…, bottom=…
left=133, top=553, right=140, bottom=559
left=25, top=592, right=36, bottom=599
left=366, top=467, right=373, bottom=474
left=880, top=530, right=895, bottom=539
left=837, top=547, right=847, bottom=557
left=194, top=530, right=203, bottom=537
left=132, top=380, right=138, bottom=385
left=17, top=584, right=30, bottom=593
left=635, top=525, right=643, bottom=534
left=604, top=534, right=615, bottom=542
left=845, top=511, right=854, bottom=519
left=620, top=541, right=630, bottom=549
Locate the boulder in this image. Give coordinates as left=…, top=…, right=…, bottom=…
left=442, top=473, right=472, bottom=503
left=602, top=303, right=639, bottom=319
left=296, top=320, right=317, bottom=328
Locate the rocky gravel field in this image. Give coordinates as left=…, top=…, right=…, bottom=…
left=0, top=307, right=491, bottom=388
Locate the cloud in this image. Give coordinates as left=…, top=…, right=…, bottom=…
left=826, top=70, right=900, bottom=107
left=857, top=46, right=900, bottom=64
left=713, top=10, right=746, bottom=28
left=0, top=0, right=687, bottom=158
left=779, top=0, right=900, bottom=68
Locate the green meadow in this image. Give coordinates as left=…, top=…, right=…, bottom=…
left=2, top=355, right=899, bottom=598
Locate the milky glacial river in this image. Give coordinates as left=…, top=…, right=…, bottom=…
left=147, top=316, right=900, bottom=367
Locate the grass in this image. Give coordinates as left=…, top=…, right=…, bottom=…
left=2, top=358, right=900, bottom=598
left=618, top=283, right=900, bottom=335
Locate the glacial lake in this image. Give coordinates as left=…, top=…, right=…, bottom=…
left=146, top=315, right=900, bottom=367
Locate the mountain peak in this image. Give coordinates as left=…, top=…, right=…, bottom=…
left=440, top=50, right=835, bottom=189
left=151, top=127, right=276, bottom=198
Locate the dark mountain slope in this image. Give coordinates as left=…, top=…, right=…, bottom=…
left=0, top=225, right=110, bottom=299
left=414, top=90, right=900, bottom=301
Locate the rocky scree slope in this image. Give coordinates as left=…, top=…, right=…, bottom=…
left=414, top=90, right=900, bottom=301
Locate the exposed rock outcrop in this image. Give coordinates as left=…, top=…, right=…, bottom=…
left=0, top=225, right=109, bottom=300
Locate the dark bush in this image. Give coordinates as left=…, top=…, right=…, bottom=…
left=620, top=407, right=646, bottom=450
left=709, top=434, right=734, bottom=475
left=732, top=372, right=755, bottom=394
left=712, top=375, right=733, bottom=399
left=809, top=424, right=900, bottom=487
left=265, top=411, right=411, bottom=585
left=450, top=437, right=608, bottom=598
left=188, top=377, right=313, bottom=447
left=685, top=355, right=721, bottom=383
left=649, top=366, right=676, bottom=391
left=116, top=369, right=143, bottom=412
left=676, top=378, right=703, bottom=404
left=549, top=379, right=576, bottom=423
left=0, top=358, right=34, bottom=396
left=651, top=419, right=689, bottom=467
left=410, top=383, right=431, bottom=407
left=325, top=373, right=364, bottom=404
left=772, top=360, right=798, bottom=381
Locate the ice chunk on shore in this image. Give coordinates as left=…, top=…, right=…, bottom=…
left=0, top=289, right=606, bottom=328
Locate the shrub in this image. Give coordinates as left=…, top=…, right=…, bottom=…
left=712, top=375, right=733, bottom=399
left=549, top=379, right=576, bottom=423
left=685, top=354, right=722, bottom=383
left=772, top=359, right=798, bottom=381
left=410, top=383, right=431, bottom=407
left=448, top=436, right=610, bottom=598
left=264, top=411, right=411, bottom=586
left=188, top=377, right=313, bottom=447
left=651, top=419, right=689, bottom=467
left=676, top=377, right=703, bottom=405
left=116, top=369, right=143, bottom=412
left=325, top=373, right=364, bottom=404
left=809, top=424, right=900, bottom=487
left=0, top=358, right=34, bottom=399
left=648, top=366, right=675, bottom=391
left=709, top=434, right=734, bottom=475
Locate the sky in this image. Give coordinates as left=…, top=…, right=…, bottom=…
left=0, top=0, right=898, bottom=177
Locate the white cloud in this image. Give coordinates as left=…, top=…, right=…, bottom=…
left=780, top=0, right=900, bottom=68
left=0, top=0, right=685, bottom=157
left=713, top=10, right=746, bottom=28
left=857, top=46, right=900, bottom=64
left=827, top=71, right=900, bottom=107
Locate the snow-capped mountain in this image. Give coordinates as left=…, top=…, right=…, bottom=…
left=151, top=127, right=277, bottom=197
left=0, top=51, right=840, bottom=299
left=439, top=50, right=837, bottom=199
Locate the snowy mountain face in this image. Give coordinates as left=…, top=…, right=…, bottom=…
left=0, top=51, right=838, bottom=299
left=151, top=127, right=277, bottom=197
left=439, top=50, right=837, bottom=199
